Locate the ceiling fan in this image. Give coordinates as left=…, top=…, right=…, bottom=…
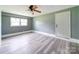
left=28, top=5, right=41, bottom=15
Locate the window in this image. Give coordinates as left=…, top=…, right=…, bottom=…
left=10, top=18, right=20, bottom=26
left=21, top=19, right=28, bottom=26
left=10, top=17, right=28, bottom=27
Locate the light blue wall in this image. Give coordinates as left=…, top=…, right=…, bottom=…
left=2, top=12, right=33, bottom=35
left=71, top=6, right=79, bottom=39
left=33, top=13, right=55, bottom=34
left=0, top=10, right=1, bottom=44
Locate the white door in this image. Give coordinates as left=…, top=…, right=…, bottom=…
left=55, top=11, right=71, bottom=38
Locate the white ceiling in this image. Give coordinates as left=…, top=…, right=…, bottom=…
left=0, top=5, right=76, bottom=17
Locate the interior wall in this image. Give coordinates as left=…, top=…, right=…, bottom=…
left=0, top=10, right=1, bottom=44
left=71, top=6, right=79, bottom=39
left=33, top=6, right=79, bottom=40
left=2, top=12, right=33, bottom=35
left=33, top=13, right=55, bottom=34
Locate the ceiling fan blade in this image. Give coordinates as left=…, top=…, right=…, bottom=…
left=27, top=5, right=41, bottom=15
left=34, top=10, right=41, bottom=13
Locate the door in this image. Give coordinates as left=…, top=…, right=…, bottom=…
left=55, top=11, right=71, bottom=38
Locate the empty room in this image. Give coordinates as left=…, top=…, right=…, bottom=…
left=0, top=5, right=79, bottom=54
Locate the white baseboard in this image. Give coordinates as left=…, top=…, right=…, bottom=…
left=2, top=30, right=79, bottom=44
left=2, top=30, right=33, bottom=38
left=55, top=36, right=79, bottom=44
left=34, top=31, right=56, bottom=37
left=34, top=31, right=79, bottom=44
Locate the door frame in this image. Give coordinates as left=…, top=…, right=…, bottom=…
left=55, top=10, right=71, bottom=38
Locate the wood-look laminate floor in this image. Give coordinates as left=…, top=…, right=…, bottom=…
left=0, top=32, right=79, bottom=54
